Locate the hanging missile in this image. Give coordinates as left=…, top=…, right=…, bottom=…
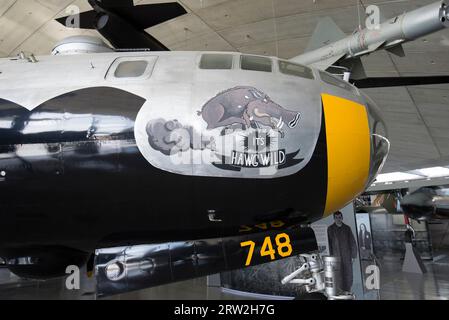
left=291, top=1, right=449, bottom=70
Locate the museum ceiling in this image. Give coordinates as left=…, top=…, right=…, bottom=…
left=1, top=0, right=449, bottom=173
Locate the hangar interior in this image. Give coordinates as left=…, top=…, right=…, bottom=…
left=1, top=0, right=449, bottom=300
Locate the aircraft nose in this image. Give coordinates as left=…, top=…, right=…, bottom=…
left=320, top=93, right=390, bottom=217
left=402, top=191, right=432, bottom=208
left=401, top=189, right=435, bottom=220
left=321, top=94, right=374, bottom=217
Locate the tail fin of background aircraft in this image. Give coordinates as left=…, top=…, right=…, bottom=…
left=56, top=1, right=187, bottom=51
left=305, top=17, right=346, bottom=53
left=56, top=2, right=187, bottom=31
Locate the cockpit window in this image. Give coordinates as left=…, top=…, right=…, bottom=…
left=200, top=54, right=233, bottom=70
left=319, top=71, right=357, bottom=94
left=114, top=61, right=148, bottom=78
left=241, top=55, right=272, bottom=72
left=278, top=60, right=314, bottom=79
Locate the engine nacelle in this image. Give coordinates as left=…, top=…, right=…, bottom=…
left=52, top=36, right=113, bottom=55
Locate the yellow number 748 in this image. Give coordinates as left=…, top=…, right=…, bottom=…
left=240, top=233, right=293, bottom=267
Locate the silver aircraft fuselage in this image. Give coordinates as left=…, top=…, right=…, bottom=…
left=0, top=51, right=388, bottom=253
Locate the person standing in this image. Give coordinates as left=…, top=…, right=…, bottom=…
left=327, top=211, right=358, bottom=293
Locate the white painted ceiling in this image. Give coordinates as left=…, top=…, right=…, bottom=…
left=1, top=0, right=449, bottom=173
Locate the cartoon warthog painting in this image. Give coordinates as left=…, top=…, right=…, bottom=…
left=198, top=86, right=300, bottom=135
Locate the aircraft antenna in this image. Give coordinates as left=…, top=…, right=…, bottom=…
left=357, top=0, right=364, bottom=30
left=272, top=0, right=279, bottom=57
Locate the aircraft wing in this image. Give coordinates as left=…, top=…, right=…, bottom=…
left=352, top=75, right=449, bottom=88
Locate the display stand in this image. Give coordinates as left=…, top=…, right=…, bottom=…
left=402, top=242, right=427, bottom=274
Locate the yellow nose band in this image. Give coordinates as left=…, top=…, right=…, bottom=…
left=322, top=93, right=371, bottom=217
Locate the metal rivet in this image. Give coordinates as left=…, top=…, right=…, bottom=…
left=0, top=171, right=6, bottom=177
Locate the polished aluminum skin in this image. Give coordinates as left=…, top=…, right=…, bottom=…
left=0, top=51, right=385, bottom=180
